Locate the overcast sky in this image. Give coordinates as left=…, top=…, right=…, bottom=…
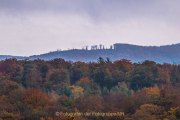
left=0, top=0, right=180, bottom=56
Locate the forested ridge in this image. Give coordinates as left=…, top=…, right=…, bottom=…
left=1, top=43, right=180, bottom=64
left=0, top=58, right=180, bottom=120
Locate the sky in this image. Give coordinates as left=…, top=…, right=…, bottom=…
left=0, top=0, right=180, bottom=56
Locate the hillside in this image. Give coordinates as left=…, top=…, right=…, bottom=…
left=1, top=43, right=180, bottom=63
left=0, top=55, right=25, bottom=60
left=29, top=43, right=180, bottom=63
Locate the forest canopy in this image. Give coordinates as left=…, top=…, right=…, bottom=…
left=0, top=58, right=180, bottom=120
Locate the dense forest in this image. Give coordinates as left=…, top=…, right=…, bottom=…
left=0, top=58, right=180, bottom=120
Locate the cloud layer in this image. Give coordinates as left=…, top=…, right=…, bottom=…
left=0, top=0, right=180, bottom=56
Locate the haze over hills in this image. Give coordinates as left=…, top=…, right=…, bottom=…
left=0, top=55, right=25, bottom=60
left=1, top=43, right=180, bottom=64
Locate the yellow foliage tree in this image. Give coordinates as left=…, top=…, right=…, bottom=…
left=69, top=85, right=84, bottom=99
left=133, top=104, right=163, bottom=120
left=144, top=87, right=160, bottom=98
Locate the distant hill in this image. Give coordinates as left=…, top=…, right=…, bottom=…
left=1, top=43, right=180, bottom=63
left=0, top=55, right=25, bottom=60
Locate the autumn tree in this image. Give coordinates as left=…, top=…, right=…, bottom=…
left=132, top=104, right=163, bottom=120
left=21, top=88, right=52, bottom=119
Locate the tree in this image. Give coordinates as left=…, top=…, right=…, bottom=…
left=76, top=96, right=104, bottom=112
left=46, top=69, right=70, bottom=94
left=21, top=88, right=52, bottom=119
left=130, top=61, right=158, bottom=90
left=0, top=80, right=22, bottom=96
left=70, top=62, right=89, bottom=84
left=132, top=104, right=163, bottom=120
left=76, top=77, right=101, bottom=96
left=110, top=82, right=132, bottom=96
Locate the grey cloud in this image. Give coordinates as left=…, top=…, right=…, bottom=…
left=0, top=0, right=180, bottom=22
left=0, top=0, right=180, bottom=56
